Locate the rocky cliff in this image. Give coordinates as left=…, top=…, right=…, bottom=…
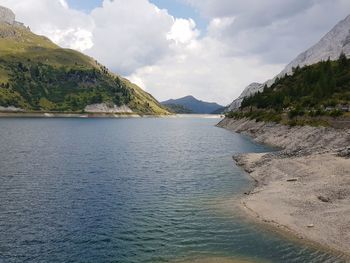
left=0, top=6, right=25, bottom=28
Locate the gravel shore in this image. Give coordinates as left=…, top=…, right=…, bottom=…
left=217, top=117, right=350, bottom=256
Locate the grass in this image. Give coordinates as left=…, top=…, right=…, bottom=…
left=226, top=110, right=282, bottom=123
left=123, top=78, right=169, bottom=115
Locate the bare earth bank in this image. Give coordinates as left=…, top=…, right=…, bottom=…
left=217, top=117, right=350, bottom=256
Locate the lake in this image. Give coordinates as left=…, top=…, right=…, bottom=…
left=0, top=117, right=345, bottom=263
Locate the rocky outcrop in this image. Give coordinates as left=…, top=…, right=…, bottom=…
left=228, top=83, right=261, bottom=111
left=338, top=147, right=350, bottom=158
left=228, top=14, right=350, bottom=111
left=84, top=103, right=133, bottom=113
left=0, top=6, right=15, bottom=25
left=0, top=5, right=28, bottom=31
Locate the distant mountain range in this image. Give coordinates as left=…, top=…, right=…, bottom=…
left=162, top=96, right=225, bottom=114
left=228, top=14, right=350, bottom=111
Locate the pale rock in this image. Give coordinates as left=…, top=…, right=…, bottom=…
left=0, top=6, right=15, bottom=25
left=0, top=106, right=24, bottom=112
left=84, top=103, right=133, bottom=113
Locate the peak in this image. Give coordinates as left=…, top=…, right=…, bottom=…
left=341, top=13, right=350, bottom=24
left=0, top=6, right=15, bottom=25
left=183, top=95, right=196, bottom=100
left=247, top=82, right=262, bottom=87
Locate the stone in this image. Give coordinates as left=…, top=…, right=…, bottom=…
left=84, top=103, right=133, bottom=113
left=337, top=147, right=350, bottom=158
left=287, top=178, right=298, bottom=182
left=318, top=195, right=331, bottom=203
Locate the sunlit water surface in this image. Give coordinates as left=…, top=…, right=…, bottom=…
left=0, top=117, right=346, bottom=263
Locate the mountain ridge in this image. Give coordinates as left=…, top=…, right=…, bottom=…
left=229, top=14, right=350, bottom=111
left=162, top=95, right=224, bottom=114
left=0, top=6, right=169, bottom=115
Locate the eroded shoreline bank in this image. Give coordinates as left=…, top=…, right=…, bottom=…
left=217, top=117, right=350, bottom=257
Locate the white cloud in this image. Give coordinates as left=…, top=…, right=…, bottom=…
left=183, top=0, right=315, bottom=23
left=2, top=0, right=350, bottom=104
left=40, top=26, right=93, bottom=51
left=167, top=18, right=199, bottom=44
left=86, top=0, right=175, bottom=75
left=58, top=0, right=68, bottom=9
left=184, top=0, right=350, bottom=63
left=128, top=36, right=283, bottom=104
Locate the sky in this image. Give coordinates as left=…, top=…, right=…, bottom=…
left=2, top=0, right=350, bottom=105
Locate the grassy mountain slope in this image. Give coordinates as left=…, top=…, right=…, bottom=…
left=227, top=54, right=350, bottom=126
left=0, top=23, right=169, bottom=115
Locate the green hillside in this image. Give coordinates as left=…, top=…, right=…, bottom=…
left=227, top=54, right=350, bottom=126
left=0, top=23, right=169, bottom=115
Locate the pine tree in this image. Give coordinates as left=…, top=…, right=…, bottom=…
left=339, top=52, right=348, bottom=70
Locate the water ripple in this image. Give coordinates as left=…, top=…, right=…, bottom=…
left=0, top=118, right=347, bottom=263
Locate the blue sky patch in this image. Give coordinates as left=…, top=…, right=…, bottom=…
left=66, top=0, right=207, bottom=30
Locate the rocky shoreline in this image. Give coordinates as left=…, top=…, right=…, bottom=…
left=217, top=117, right=350, bottom=257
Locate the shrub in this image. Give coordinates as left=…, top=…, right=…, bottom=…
left=329, top=109, right=343, bottom=117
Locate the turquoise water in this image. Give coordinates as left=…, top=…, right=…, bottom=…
left=0, top=117, right=346, bottom=263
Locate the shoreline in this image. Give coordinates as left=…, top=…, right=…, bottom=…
left=0, top=112, right=224, bottom=119
left=0, top=111, right=142, bottom=118
left=238, top=198, right=349, bottom=258
left=217, top=117, right=350, bottom=258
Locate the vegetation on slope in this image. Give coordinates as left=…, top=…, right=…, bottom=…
left=161, top=95, right=224, bottom=114
left=227, top=54, right=350, bottom=126
left=0, top=24, right=169, bottom=114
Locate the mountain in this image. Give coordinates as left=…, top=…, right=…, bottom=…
left=228, top=55, right=350, bottom=127
left=228, top=83, right=262, bottom=111
left=162, top=103, right=193, bottom=114
left=161, top=95, right=224, bottom=114
left=229, top=14, right=350, bottom=111
left=211, top=106, right=229, bottom=114
left=0, top=6, right=169, bottom=115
